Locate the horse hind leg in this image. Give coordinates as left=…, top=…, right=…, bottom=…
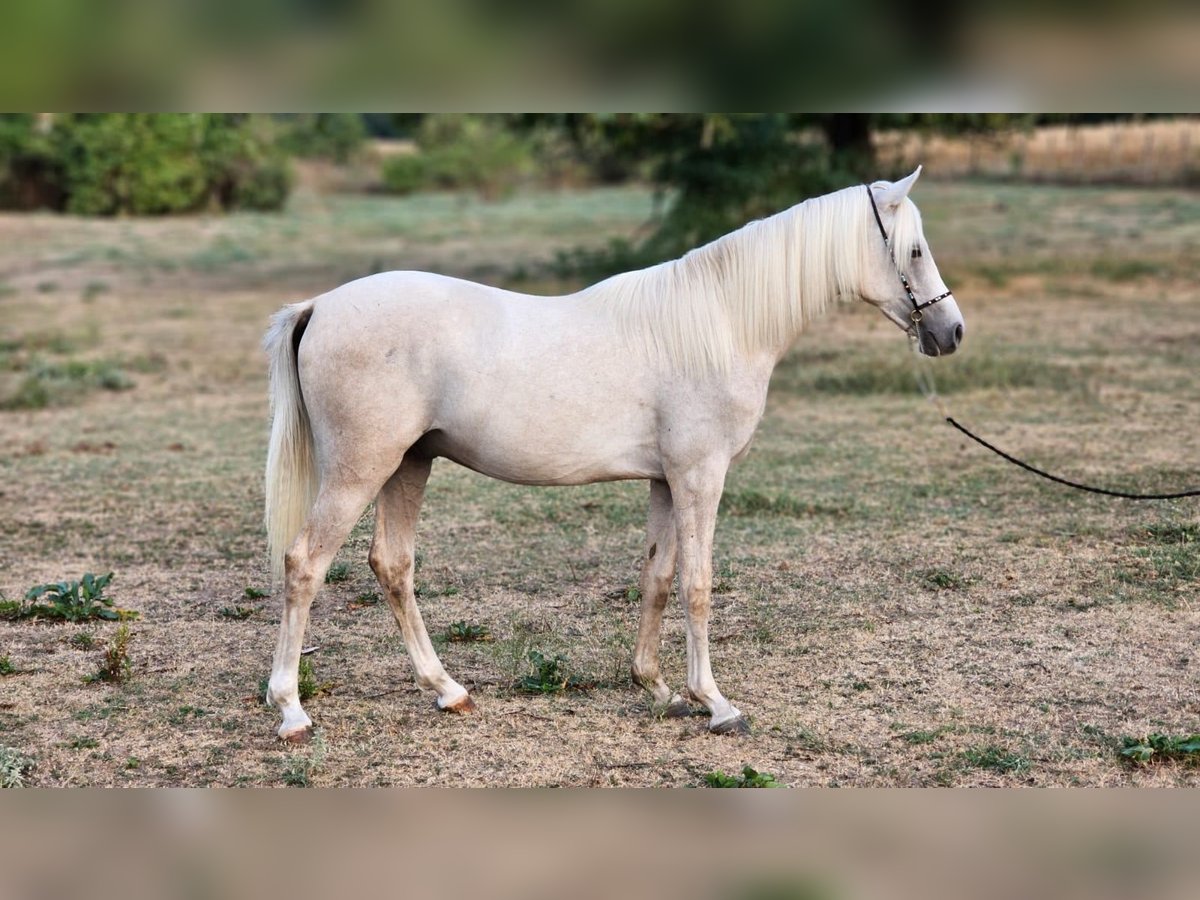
left=369, top=453, right=473, bottom=713
left=268, top=477, right=384, bottom=742
left=631, top=480, right=689, bottom=718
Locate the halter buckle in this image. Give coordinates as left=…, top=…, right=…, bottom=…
left=910, top=309, right=924, bottom=324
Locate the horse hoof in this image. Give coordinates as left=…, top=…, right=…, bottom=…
left=439, top=694, right=477, bottom=714
left=709, top=715, right=751, bottom=736
left=279, top=725, right=312, bottom=745
left=665, top=698, right=693, bottom=719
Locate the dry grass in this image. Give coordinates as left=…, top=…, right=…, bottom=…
left=878, top=118, right=1200, bottom=186
left=0, top=179, right=1197, bottom=786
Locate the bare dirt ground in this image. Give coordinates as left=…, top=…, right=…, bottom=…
left=1, top=180, right=1197, bottom=786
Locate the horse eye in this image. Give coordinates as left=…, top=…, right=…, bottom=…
left=911, top=247, right=923, bottom=259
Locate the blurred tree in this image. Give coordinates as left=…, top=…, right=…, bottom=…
left=0, top=113, right=291, bottom=214
left=277, top=113, right=367, bottom=163
left=533, top=113, right=869, bottom=273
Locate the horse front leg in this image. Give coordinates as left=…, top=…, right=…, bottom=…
left=670, top=463, right=749, bottom=735
left=631, top=479, right=689, bottom=717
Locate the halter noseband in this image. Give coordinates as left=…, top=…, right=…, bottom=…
left=865, top=184, right=953, bottom=325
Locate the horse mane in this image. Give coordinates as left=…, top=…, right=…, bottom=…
left=579, top=183, right=926, bottom=375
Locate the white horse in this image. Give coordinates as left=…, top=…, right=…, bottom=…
left=262, top=166, right=963, bottom=742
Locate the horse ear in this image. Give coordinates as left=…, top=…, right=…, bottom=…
left=874, top=165, right=922, bottom=210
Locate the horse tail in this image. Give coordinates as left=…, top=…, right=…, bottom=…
left=263, top=299, right=318, bottom=584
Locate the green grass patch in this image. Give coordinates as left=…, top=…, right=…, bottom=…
left=917, top=567, right=968, bottom=591
left=1127, top=520, right=1199, bottom=587
left=958, top=744, right=1030, bottom=775
left=219, top=606, right=255, bottom=620
left=69, top=631, right=96, bottom=650
left=720, top=489, right=852, bottom=519
left=1090, top=258, right=1164, bottom=282
left=1120, top=733, right=1200, bottom=765
left=0, top=746, right=34, bottom=788
left=776, top=346, right=1088, bottom=397
left=0, top=358, right=134, bottom=410
left=324, top=562, right=352, bottom=584
left=0, top=655, right=15, bottom=676
left=704, top=765, right=783, bottom=788
left=281, top=733, right=327, bottom=788
left=897, top=726, right=951, bottom=745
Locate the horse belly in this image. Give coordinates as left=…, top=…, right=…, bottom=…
left=424, top=392, right=662, bottom=486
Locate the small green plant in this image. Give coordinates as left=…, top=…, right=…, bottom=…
left=298, top=656, right=331, bottom=702
left=3, top=573, right=136, bottom=622
left=517, top=649, right=592, bottom=694
left=959, top=745, right=1030, bottom=775
left=243, top=586, right=269, bottom=599
left=257, top=657, right=330, bottom=704
left=281, top=732, right=327, bottom=787
left=704, top=765, right=783, bottom=788
left=1120, top=733, right=1200, bottom=765
left=69, top=631, right=95, bottom=650
left=918, top=567, right=967, bottom=591
left=0, top=655, right=15, bottom=676
left=349, top=591, right=380, bottom=609
left=219, top=606, right=255, bottom=620
left=87, top=623, right=132, bottom=683
left=324, top=562, right=351, bottom=584
left=898, top=726, right=951, bottom=746
left=446, top=621, right=493, bottom=643
left=68, top=736, right=100, bottom=750
left=0, top=746, right=34, bottom=788
left=167, top=705, right=208, bottom=726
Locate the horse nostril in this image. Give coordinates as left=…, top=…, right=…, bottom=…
left=953, top=323, right=964, bottom=346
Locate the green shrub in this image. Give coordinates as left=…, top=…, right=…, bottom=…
left=380, top=114, right=534, bottom=200
left=0, top=357, right=136, bottom=410
left=0, top=114, right=292, bottom=215
left=380, top=153, right=432, bottom=195
left=278, top=114, right=366, bottom=163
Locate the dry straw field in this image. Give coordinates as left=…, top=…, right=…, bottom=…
left=878, top=117, right=1200, bottom=186
left=1, top=159, right=1198, bottom=786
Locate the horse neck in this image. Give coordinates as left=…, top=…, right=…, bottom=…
left=683, top=199, right=855, bottom=366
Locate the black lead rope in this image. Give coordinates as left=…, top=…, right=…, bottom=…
left=869, top=181, right=1198, bottom=500
left=943, top=416, right=1200, bottom=500
left=915, top=356, right=1200, bottom=501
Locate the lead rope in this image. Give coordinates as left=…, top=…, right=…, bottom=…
left=910, top=345, right=1200, bottom=500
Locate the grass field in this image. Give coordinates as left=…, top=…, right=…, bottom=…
left=1, top=179, right=1198, bottom=786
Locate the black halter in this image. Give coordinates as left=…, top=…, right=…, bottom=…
left=865, top=184, right=953, bottom=325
